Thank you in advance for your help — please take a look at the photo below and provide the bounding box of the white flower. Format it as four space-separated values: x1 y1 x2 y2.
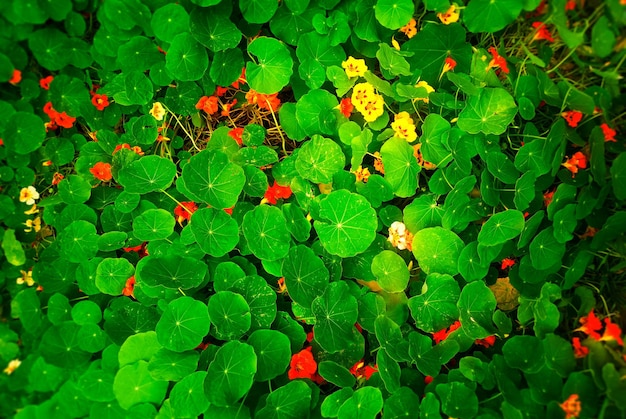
19 186 39 206
388 221 414 251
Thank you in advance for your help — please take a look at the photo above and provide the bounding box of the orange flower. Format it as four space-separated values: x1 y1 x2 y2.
442 57 456 74
562 151 587 176
288 347 317 380
578 226 598 240
40 75 53 90
216 86 228 96
339 98 353 118
353 166 371 183
221 99 237 117
277 277 287 294
475 336 496 348
543 189 555 207
246 90 281 112
565 0 576 10
532 22 555 42
501 258 516 270
437 6 460 25
572 337 589 358
576 309 602 340
123 242 148 258
487 47 510 74
43 102 56 118
228 127 244 146
560 394 581 419
263 181 292 205
174 201 198 224
600 318 624 346
54 111 76 129
52 172 64 186
231 68 246 89
122 276 135 298
350 360 378 380
433 320 461 344
9 69 21 85
373 151 384 174
600 123 617 142
196 95 219 115
562 110 583 128
399 18 417 38
89 162 112 182
91 94 110 111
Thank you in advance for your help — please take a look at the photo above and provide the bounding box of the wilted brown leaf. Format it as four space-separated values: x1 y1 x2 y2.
488 277 519 311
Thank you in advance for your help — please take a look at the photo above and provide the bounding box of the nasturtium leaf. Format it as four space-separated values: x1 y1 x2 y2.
58 174 92 204
322 388 354 418
71 300 102 326
486 151 520 184
553 204 577 243
97 231 127 252
47 293 72 325
377 43 412 77
40 321 91 368
337 386 383 419
164 82 203 116
58 220 99 263
457 281 497 339
118 331 161 367
380 137 420 198
529 227 565 270
2 229 25 267
384 387 421 419
314 190 378 258
103 299 160 346
170 371 209 418
282 245 329 309
420 114 453 168
166 32 208 82
377 349 401 393
464 0 523 33
4 112 46 155
256 380 312 418
204 341 257 407
78 323 107 353
230 275 277 331
295 135 344 184
403 194 444 231
95 258 134 296
132 209 175 241
246 37 293 94
477 210 525 247
611 153 626 201
514 171 537 211
208 291 251 341
282 203 311 242
151 4 189 43
412 227 464 276
235 146 278 168
118 156 176 194
117 36 162 72
180 149 245 208
458 241 490 282
436 381 479 419
457 88 518 135
371 250 409 293
318 361 357 388
210 48 245 87
591 16 615 59
543 334 575 377
190 7 242 52
155 297 210 352
28 28 70 70
312 281 358 353
78 369 115 402
138 254 207 290
409 273 460 333
189 208 239 257
295 90 339 137
502 335 544 373
148 349 199 382
113 360 168 410
242 205 290 261
240 0 278 23
11 288 43 330
374 0 413 29
247 329 291 382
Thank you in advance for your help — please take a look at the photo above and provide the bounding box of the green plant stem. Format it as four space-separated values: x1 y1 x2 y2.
160 188 194 216
265 99 288 156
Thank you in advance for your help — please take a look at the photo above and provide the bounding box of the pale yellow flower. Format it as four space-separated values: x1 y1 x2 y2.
438 5 460 25
16 269 34 286
24 217 41 233
342 56 368 78
3 359 21 375
149 102 166 120
415 80 435 103
353 166 371 183
19 186 39 206
24 204 39 215
392 112 418 143
388 221 414 251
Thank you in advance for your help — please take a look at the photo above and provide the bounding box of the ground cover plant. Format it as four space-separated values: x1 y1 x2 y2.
0 0 626 417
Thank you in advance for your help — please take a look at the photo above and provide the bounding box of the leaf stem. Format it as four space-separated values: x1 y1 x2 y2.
265 98 288 156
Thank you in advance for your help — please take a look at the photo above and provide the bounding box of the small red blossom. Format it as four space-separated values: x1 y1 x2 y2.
532 22 555 42
443 57 457 73
91 94 110 111
501 258 516 270
9 69 21 85
306 330 314 343
40 75 53 90
221 99 237 117
196 95 219 115
228 127 244 146
339 98 353 118
52 172 64 186
0 138 3 146
600 318 624 346
562 151 587 176
174 201 198 224
560 394 582 419
42 160 53 167
122 276 135 298
195 342 210 351
288 347 317 380
263 181 292 205
55 111 76 129
562 110 583 128
215 86 228 96
223 206 234 215
565 0 576 10
277 277 287 294
123 242 148 258
90 83 100 95
157 46 167 55
355 323 363 333
578 226 598 240
231 68 246 89
350 360 378 380
572 337 589 358
424 375 434 385
543 189 555 207
89 162 112 182
576 309 602 340
487 47 510 74
600 123 617 142
246 89 281 111
433 320 461 344
475 335 496 348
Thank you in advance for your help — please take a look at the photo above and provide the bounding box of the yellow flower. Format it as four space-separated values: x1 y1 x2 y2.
353 166 371 183
415 80 435 103
342 56 368 78
388 221 414 251
399 18 417 38
438 5 460 25
24 204 39 215
391 112 418 143
391 38 401 51
351 83 376 109
16 269 34 287
318 182 333 194
373 152 385 174
24 217 41 233
3 359 21 375
361 95 385 122
19 186 39 206
149 102 166 120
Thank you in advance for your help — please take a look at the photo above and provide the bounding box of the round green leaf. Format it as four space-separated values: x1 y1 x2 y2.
170 371 209 417
58 175 92 204
372 250 410 293
40 321 91 368
502 335 544 373
4 112 46 155
314 190 378 258
118 331 161 367
189 7 242 52
11 289 43 330
384 387 421 419
529 227 566 270
210 48 245 87
123 71 154 105
477 210 525 247
312 281 358 353
242 205 291 261
148 348 200 382
58 220 99 263
166 32 208 81
610 152 626 201
318 361 356 388
189 207 239 257
180 149 245 208
412 227 464 276
243 165 269 197
282 245 330 309
457 88 518 135
204 341 257 407
96 258 135 296
377 349 401 393
113 360 168 410
409 273 460 333
464 0 522 33
97 231 128 252
457 281 497 339
240 0 278 23
2 229 25 267
28 28 70 70
118 155 177 194
337 387 383 419
78 369 115 402
436 381 479 419
156 296 210 352
295 90 339 137
132 209 175 241
246 37 293 94
374 0 414 29
229 275 277 331
247 329 291 382
208 291 251 341
458 241 490 282
117 36 162 72
295 135 345 184
256 380 313 418
151 4 190 43
71 300 102 325
403 194 444 231
138 254 207 290
420 114 453 168
543 333 576 377
380 137 420 198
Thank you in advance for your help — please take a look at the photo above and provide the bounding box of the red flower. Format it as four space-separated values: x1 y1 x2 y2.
228 127 244 146
231 68 246 89
543 189 555 207
9 69 21 85
288 347 317 380
339 98 353 118
306 330 314 343
43 102 56 118
572 337 589 358
91 94 110 111
601 123 617 142
576 309 602 340
54 111 76 129
223 206 234 215
487 47 510 74
501 258 516 270
560 394 582 419
122 276 135 298
600 318 624 346
532 22 555 42
52 172 64 186
221 99 237 117
216 86 228 96
433 320 461 344
40 75 53 90
157 46 167 55
565 0 576 10
475 335 496 348
424 375 434 385
196 95 219 115
90 162 112 182
350 360 378 380
562 110 583 128
263 181 292 205
443 57 457 73
174 201 198 224
562 151 587 176
123 242 148 258
113 143 143 156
